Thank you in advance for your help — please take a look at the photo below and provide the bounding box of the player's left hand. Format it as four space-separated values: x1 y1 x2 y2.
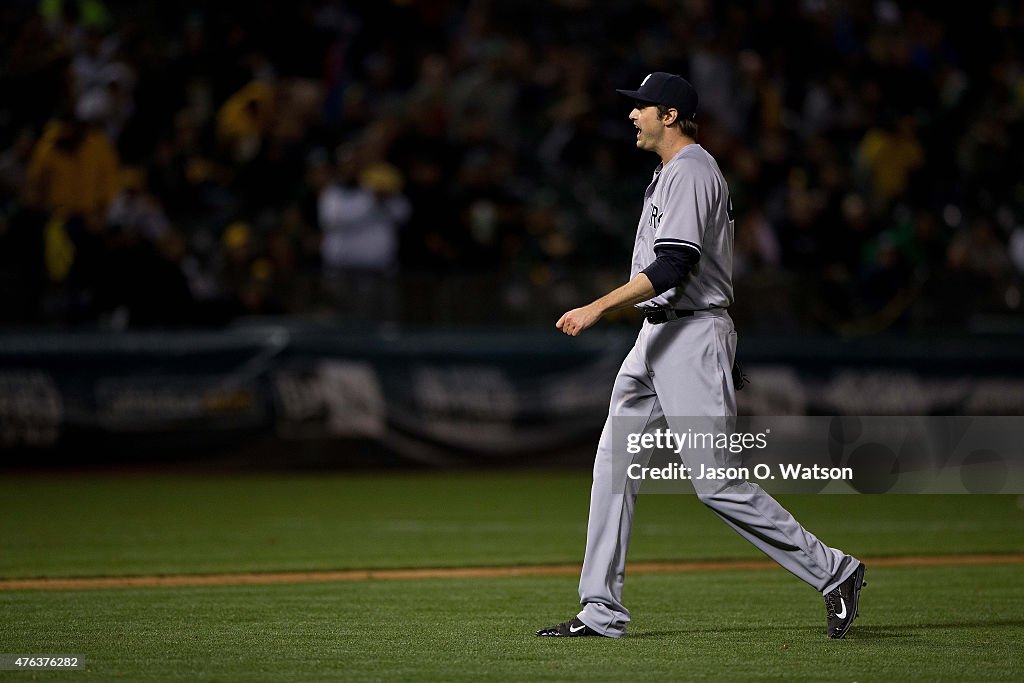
556 305 603 336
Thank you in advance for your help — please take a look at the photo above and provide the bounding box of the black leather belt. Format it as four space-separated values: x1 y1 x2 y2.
643 309 697 324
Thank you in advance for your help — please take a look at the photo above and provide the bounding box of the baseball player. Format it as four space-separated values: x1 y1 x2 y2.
536 73 865 640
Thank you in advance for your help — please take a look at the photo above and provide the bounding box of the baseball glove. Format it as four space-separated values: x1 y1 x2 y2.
732 360 750 391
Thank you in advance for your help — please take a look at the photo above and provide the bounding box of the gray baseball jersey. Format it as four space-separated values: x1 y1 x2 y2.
630 144 734 311
572 142 859 639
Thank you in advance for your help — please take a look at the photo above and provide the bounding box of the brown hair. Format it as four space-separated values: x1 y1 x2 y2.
657 104 698 139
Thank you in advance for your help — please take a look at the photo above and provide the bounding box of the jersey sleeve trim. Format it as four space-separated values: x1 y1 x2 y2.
654 237 702 255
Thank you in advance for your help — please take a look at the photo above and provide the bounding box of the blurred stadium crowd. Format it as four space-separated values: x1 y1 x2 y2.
0 0 1022 333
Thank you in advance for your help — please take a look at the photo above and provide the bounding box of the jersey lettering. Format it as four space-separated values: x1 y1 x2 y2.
649 203 664 229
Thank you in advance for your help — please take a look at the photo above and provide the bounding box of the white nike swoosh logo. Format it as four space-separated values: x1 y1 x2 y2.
569 623 586 633
836 598 847 620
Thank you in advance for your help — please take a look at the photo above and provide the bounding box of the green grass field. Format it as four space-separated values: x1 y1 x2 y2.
1 471 1023 681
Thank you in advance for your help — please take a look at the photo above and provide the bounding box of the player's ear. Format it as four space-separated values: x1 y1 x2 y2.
661 107 679 126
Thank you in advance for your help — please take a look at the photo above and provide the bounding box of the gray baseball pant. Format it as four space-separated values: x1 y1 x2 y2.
576 310 860 637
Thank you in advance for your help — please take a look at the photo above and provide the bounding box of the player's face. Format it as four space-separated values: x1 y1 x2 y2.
630 103 664 152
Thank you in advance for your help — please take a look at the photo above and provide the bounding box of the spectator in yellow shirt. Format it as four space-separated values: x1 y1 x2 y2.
855 113 923 207
26 96 120 224
25 94 120 283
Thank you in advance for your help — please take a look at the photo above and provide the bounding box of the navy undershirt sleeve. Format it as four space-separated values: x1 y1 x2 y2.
641 244 701 295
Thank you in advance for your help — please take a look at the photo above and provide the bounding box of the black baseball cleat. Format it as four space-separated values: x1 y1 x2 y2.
535 616 605 637
825 562 866 639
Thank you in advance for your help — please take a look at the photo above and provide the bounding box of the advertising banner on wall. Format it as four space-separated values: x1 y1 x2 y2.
1 325 1023 466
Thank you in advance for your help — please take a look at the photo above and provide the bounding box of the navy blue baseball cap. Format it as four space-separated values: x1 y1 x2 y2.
616 72 699 120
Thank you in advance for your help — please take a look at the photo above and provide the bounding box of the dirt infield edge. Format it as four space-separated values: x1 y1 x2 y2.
2 553 1023 591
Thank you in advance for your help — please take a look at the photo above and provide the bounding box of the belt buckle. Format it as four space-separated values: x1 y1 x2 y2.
645 309 669 324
